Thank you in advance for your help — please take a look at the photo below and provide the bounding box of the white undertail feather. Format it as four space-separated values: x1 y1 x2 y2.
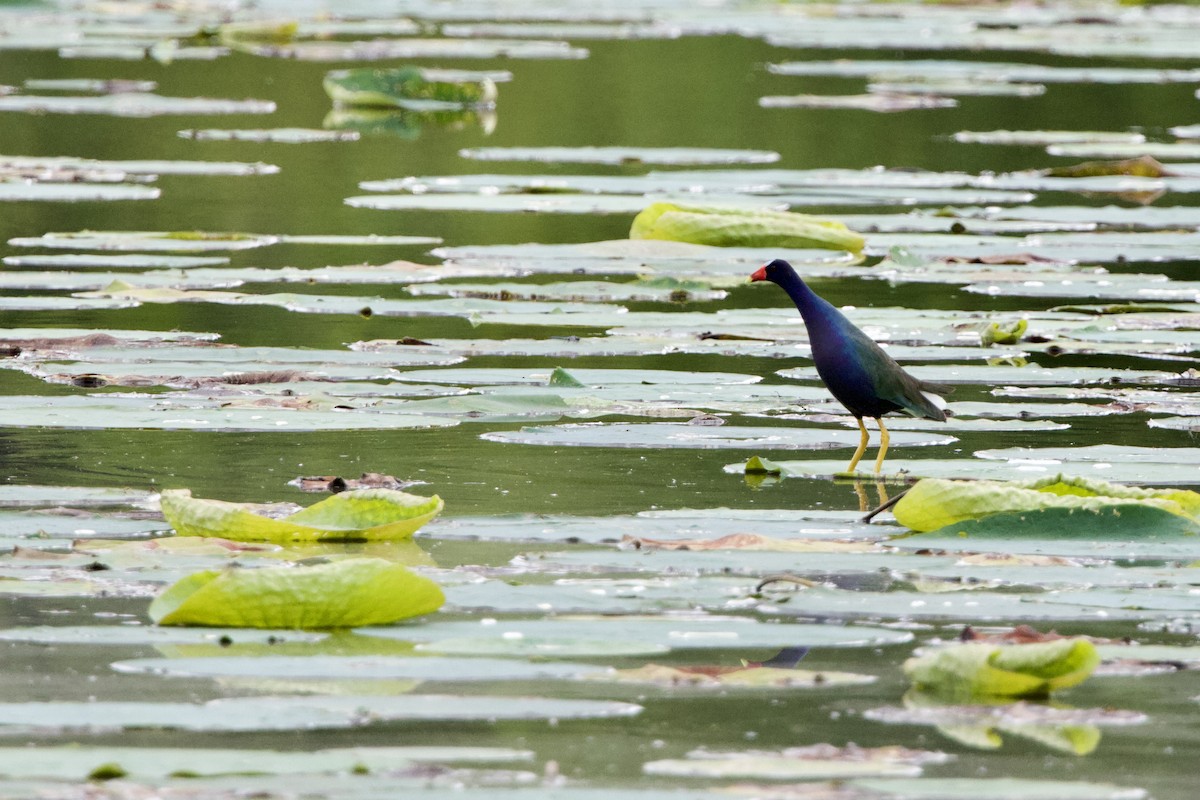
922 390 948 413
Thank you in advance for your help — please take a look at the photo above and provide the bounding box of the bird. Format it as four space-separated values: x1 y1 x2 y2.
749 258 952 475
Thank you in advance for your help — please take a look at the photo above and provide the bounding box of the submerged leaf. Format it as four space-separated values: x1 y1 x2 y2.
149 557 444 628
630 202 865 253
903 639 1100 700
324 67 496 109
160 488 443 543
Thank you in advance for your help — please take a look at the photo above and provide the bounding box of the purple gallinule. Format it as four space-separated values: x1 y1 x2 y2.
750 258 952 474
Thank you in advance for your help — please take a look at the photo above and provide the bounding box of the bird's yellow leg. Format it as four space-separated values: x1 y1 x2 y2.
846 417 870 473
872 417 890 474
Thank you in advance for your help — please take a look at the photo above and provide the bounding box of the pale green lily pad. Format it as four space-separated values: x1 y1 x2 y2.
0 328 218 344
0 694 638 734
760 93 957 112
868 79 1045 98
953 130 1147 146
0 745 532 780
23 78 158 93
362 617 914 652
850 778 1146 800
1047 142 1200 161
393 367 759 386
589 663 876 689
0 395 461 432
904 639 1099 700
643 754 919 780
457 146 779 165
111 655 606 681
424 508 879 544
0 625 325 645
0 484 154 508
247 38 587 62
3 253 229 268
9 230 279 252
0 154 279 176
726 457 1199 485
161 488 443 543
405 280 727 303
150 558 444 628
779 363 1180 386
770 58 1200 85
0 183 159 202
480 423 955 450
0 93 276 116
179 127 360 142
0 509 164 539
347 192 777 214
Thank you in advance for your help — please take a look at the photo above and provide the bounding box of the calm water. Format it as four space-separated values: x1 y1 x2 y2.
0 6 1198 799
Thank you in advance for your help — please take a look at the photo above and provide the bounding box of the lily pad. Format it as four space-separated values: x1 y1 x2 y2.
893 475 1200 533
361 617 914 653
0 695 638 734
457 146 780 166
149 557 445 628
630 202 865 253
0 745 533 780
903 639 1100 700
0 93 276 116
324 67 496 109
481 423 955 450
112 655 605 682
160 488 443 543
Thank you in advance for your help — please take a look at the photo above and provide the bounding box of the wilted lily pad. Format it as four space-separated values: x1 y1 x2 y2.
904 639 1100 700
630 202 865 253
325 67 497 110
149 558 444 628
893 475 1200 533
160 488 443 543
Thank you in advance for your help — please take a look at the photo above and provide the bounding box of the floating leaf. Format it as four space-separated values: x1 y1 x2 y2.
903 639 1100 700
324 67 496 110
362 617 914 652
112 654 604 682
481 422 955 450
630 202 865 253
0 93 275 116
0 744 534 780
179 128 360 143
160 488 443 543
592 663 876 689
458 146 779 166
0 695 636 735
149 558 444 628
893 475 1200 533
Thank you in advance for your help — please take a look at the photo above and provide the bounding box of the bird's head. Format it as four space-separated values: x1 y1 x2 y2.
749 259 793 284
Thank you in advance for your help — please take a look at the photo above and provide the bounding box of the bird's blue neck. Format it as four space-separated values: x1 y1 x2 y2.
772 270 845 335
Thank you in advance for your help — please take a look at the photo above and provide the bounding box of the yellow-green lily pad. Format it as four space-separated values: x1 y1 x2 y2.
903 639 1100 701
160 488 443 543
149 558 444 629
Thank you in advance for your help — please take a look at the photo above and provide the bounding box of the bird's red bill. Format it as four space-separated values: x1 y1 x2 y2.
749 265 767 282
